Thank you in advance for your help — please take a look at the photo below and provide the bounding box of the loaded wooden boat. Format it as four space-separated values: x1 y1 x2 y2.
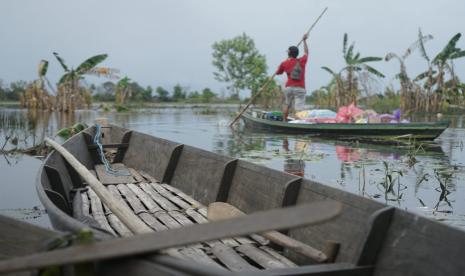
31 122 465 275
241 111 450 140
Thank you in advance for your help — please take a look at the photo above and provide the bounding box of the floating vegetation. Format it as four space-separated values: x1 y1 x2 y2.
56 123 88 140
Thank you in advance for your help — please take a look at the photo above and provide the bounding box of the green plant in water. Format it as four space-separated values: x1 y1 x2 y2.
115 104 130 112
379 161 405 202
433 168 453 212
405 139 425 167
56 123 88 140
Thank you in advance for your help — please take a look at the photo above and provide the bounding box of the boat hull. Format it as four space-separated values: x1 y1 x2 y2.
36 124 465 276
241 112 449 140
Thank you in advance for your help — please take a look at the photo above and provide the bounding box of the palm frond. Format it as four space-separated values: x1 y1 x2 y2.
38 60 49 77
403 33 433 59
417 29 431 63
433 33 462 64
321 66 337 76
450 49 465 60
345 43 355 63
363 65 385 78
358 56 382 63
414 70 437 82
53 52 69 72
76 54 108 75
342 33 348 55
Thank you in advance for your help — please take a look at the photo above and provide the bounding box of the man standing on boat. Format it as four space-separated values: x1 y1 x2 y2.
276 33 309 121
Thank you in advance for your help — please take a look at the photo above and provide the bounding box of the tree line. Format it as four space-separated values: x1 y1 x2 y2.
2 29 464 113
211 30 465 113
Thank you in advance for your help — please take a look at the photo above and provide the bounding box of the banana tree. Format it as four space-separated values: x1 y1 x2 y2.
53 52 108 111
414 32 465 111
321 33 384 106
385 31 433 112
115 76 132 106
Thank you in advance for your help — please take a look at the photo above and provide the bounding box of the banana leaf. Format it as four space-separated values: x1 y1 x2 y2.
76 54 108 75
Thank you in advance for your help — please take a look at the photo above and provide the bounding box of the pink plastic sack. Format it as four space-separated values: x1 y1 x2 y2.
336 103 364 123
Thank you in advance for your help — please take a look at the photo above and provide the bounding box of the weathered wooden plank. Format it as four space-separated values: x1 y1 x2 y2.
169 210 195 227
103 204 133 237
139 183 178 211
234 237 255 245
260 246 297 267
127 183 163 213
107 185 151 232
139 170 160 183
211 244 258 272
249 234 269 246
184 209 226 248
179 247 224 270
129 168 145 183
116 184 147 215
139 213 169 232
153 211 182 230
162 184 203 208
81 192 90 217
236 244 288 269
107 185 130 207
151 183 192 210
95 163 135 185
198 207 208 217
88 189 117 236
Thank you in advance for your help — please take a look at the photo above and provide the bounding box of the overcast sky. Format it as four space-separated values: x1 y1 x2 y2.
1 0 464 96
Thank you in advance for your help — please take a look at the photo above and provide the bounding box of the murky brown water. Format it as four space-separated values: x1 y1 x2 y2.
1 106 464 230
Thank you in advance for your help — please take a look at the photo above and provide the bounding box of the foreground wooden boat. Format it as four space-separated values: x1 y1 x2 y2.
35 123 465 275
242 111 450 140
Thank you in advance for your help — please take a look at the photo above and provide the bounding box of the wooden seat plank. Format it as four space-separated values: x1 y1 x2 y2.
139 183 178 211
95 163 135 185
179 247 225 270
211 244 258 272
127 183 163 213
81 192 90 217
116 184 147 215
237 244 288 269
260 246 297 267
87 189 117 236
151 183 192 210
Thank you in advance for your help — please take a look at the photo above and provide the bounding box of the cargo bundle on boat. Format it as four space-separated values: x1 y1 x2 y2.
21 122 465 275
242 110 449 140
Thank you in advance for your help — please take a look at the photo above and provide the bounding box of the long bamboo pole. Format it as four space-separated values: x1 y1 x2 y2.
229 7 328 127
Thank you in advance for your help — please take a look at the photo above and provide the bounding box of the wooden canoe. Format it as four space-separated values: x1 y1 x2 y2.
35 124 465 275
241 111 450 140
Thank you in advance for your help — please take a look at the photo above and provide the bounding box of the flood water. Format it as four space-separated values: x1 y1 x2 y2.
1 105 465 230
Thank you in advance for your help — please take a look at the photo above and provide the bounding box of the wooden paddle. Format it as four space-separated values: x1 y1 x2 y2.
229 7 328 127
0 201 341 274
208 202 339 263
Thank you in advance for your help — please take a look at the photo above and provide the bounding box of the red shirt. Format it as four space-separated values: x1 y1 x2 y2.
276 54 308 88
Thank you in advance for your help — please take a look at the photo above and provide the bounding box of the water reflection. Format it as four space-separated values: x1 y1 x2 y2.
1 106 465 229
